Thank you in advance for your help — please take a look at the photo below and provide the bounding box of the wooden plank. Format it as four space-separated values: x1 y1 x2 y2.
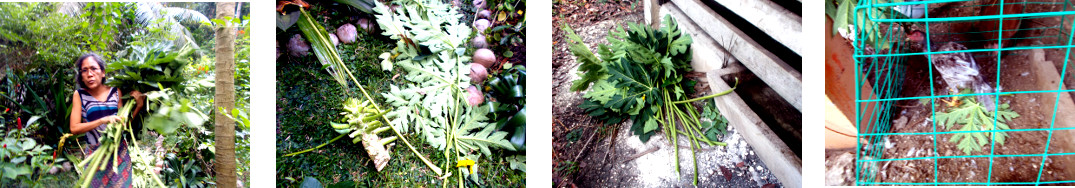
706 68 801 188
708 0 802 55
1027 47 1075 178
826 97 863 150
664 2 802 111
658 4 738 73
643 0 660 27
824 16 879 134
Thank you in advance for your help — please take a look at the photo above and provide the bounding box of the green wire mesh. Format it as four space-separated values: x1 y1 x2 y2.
851 0 1075 185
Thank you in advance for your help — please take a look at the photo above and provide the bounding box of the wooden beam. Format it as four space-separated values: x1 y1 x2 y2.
709 0 802 55
706 68 801 188
664 1 802 111
824 16 880 135
658 4 738 73
1027 47 1075 179
643 0 660 27
826 97 862 150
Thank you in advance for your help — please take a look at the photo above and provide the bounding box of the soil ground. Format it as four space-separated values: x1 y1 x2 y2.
826 0 1075 185
552 1 783 187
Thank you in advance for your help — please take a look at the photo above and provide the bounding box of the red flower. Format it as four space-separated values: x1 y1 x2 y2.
3 144 6 148
16 117 21 130
3 108 8 113
52 150 57 160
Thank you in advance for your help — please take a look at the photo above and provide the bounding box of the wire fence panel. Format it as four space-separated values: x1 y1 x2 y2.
850 0 1075 185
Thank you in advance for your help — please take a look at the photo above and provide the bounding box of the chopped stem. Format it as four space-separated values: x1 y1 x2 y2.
282 134 347 157
664 91 681 175
671 77 738 104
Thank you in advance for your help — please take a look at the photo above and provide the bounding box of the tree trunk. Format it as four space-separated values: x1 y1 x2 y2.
213 2 237 188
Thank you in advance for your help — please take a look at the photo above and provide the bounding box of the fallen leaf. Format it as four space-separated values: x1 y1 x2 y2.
720 166 732 180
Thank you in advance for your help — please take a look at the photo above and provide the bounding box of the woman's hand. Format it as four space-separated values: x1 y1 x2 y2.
96 115 122 125
131 90 145 102
130 90 145 117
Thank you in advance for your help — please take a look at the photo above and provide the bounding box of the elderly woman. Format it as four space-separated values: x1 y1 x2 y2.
68 53 143 187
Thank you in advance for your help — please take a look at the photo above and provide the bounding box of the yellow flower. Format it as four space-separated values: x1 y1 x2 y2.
456 159 476 173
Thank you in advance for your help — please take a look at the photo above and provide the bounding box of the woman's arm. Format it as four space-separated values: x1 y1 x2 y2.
69 92 119 134
129 90 145 117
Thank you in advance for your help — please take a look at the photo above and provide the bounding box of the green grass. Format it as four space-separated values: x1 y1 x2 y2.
275 19 524 188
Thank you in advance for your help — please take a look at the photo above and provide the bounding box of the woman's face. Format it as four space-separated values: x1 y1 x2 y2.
80 58 103 89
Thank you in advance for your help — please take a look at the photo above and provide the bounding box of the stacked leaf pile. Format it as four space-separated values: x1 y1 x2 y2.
106 45 196 93
563 15 735 185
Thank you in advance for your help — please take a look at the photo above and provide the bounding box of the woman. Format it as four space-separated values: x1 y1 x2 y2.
68 53 143 187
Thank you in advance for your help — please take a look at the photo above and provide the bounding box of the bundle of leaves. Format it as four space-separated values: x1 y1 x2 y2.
106 44 197 93
566 14 695 141
564 15 735 185
75 102 166 188
375 0 514 186
935 94 1019 155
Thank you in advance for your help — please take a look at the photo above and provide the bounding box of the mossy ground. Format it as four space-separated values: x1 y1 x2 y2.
275 3 524 187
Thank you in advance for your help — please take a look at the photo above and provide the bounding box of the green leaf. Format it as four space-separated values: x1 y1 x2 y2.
333 0 375 14
642 117 658 133
300 177 322 188
563 24 608 92
937 95 1019 154
834 0 850 37
296 7 349 88
19 139 35 151
581 80 617 104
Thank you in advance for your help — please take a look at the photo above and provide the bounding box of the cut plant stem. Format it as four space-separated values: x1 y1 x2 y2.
282 134 347 157
671 78 739 104
665 91 681 176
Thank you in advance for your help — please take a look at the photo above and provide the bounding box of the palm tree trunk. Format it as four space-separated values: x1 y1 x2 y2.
213 2 237 188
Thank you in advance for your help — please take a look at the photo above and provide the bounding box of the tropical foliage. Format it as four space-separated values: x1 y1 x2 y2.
0 2 249 187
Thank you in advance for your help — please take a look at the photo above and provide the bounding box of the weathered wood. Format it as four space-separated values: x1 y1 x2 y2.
664 1 802 111
709 0 801 55
658 4 738 73
824 16 883 136
643 0 660 27
1027 47 1075 179
710 61 746 77
826 97 862 150
706 68 801 188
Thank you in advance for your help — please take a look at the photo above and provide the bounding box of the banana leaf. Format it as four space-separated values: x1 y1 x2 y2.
333 0 375 14
295 7 349 88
